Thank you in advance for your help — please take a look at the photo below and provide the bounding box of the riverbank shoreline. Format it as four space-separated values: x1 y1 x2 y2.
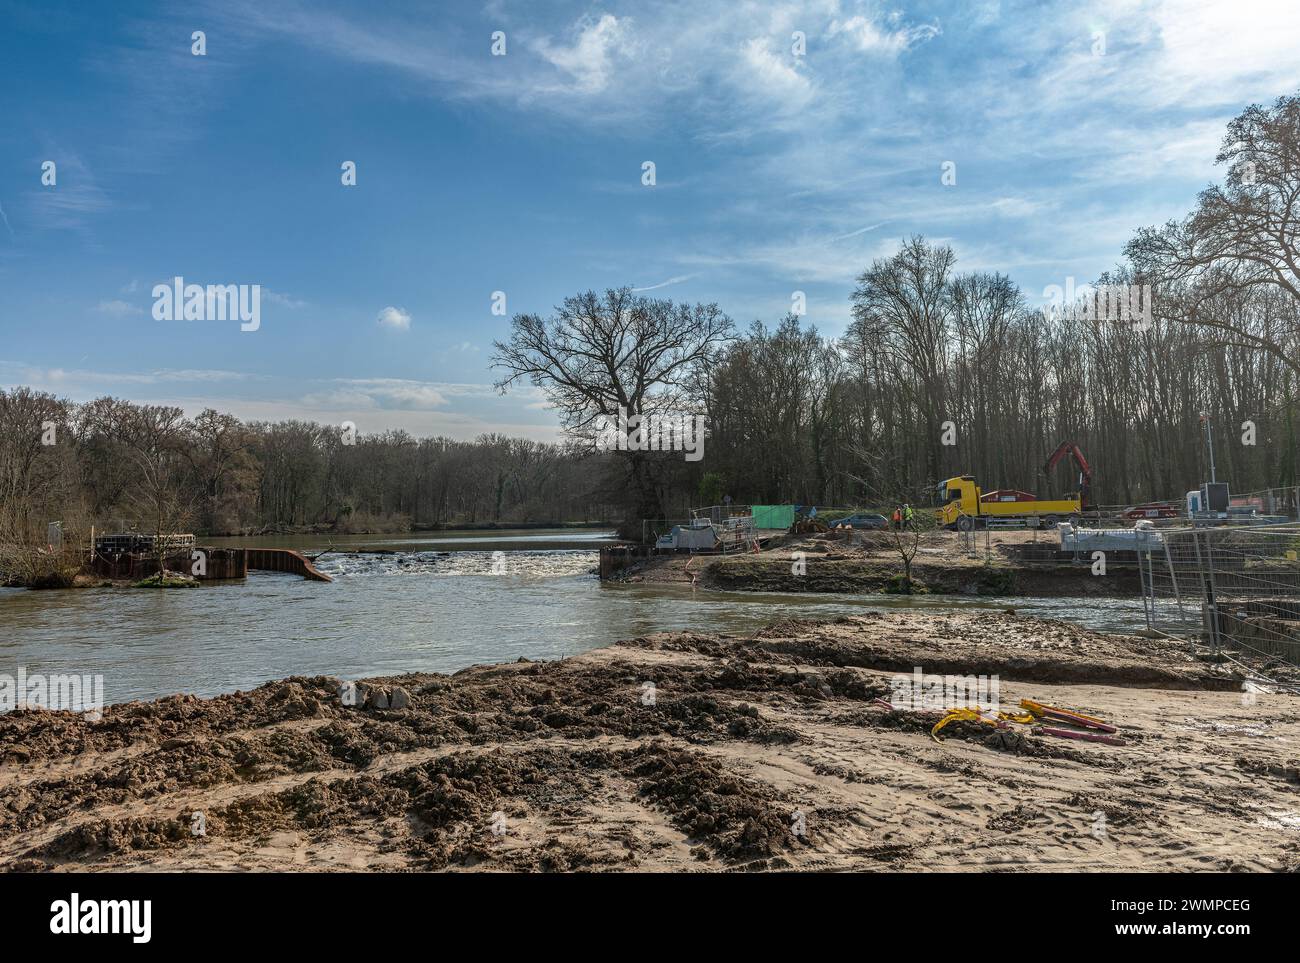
5 610 1292 873
613 531 1143 597
203 520 618 538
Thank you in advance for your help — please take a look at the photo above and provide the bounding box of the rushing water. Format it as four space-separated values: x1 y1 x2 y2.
0 529 1148 705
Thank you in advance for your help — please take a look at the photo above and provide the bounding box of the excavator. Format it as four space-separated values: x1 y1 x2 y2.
936 441 1093 530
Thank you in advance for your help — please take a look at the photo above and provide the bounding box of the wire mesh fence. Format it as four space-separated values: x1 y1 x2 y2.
1139 523 1300 668
1226 486 1300 520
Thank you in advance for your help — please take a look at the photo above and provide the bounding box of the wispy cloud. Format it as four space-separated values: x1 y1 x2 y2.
96 299 143 318
23 152 113 239
264 289 307 309
303 379 447 411
632 273 699 292
831 222 889 242
0 360 254 391
828 12 941 54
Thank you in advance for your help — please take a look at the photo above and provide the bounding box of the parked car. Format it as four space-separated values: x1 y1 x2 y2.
831 513 889 530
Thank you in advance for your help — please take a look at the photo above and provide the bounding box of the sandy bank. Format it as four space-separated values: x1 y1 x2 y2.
2 611 1294 873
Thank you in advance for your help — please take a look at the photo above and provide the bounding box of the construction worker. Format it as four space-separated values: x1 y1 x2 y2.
903 504 915 529
891 505 902 530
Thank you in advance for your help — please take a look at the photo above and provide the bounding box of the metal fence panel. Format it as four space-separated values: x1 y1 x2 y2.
1141 523 1300 667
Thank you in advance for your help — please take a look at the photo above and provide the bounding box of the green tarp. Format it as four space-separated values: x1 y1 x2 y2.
751 505 795 530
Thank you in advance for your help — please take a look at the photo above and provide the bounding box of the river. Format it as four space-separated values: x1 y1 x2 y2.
0 529 1148 705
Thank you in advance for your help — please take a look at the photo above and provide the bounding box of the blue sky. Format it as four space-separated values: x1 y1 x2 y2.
2 0 1298 440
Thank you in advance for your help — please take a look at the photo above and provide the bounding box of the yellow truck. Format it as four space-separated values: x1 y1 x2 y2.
936 475 1081 530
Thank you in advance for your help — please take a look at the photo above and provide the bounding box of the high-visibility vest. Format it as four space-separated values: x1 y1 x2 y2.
892 510 901 522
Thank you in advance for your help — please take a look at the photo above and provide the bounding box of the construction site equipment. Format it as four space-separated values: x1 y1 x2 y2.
1042 440 1093 509
1020 699 1117 733
1123 501 1180 521
1229 486 1300 520
655 518 720 551
910 697 1123 745
656 512 757 553
937 475 1081 531
95 532 196 555
980 489 1038 503
1033 726 1127 746
937 441 1094 530
792 516 828 534
1058 524 1158 555
929 706 1036 742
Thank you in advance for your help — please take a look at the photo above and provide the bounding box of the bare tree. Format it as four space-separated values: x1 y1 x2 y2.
120 405 194 583
185 409 255 533
851 236 956 484
1126 93 1300 373
491 287 733 527
882 504 936 593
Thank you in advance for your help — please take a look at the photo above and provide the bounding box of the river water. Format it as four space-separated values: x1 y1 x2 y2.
0 529 1147 705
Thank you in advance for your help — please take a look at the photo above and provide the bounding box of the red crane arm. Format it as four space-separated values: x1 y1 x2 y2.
1042 442 1093 504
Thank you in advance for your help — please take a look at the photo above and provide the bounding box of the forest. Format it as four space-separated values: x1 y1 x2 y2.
3 95 1299 551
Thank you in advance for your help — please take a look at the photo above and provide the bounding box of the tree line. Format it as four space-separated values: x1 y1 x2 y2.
4 93 1299 558
0 389 619 557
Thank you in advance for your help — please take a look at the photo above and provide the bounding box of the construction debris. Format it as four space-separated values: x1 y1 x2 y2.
905 697 1127 746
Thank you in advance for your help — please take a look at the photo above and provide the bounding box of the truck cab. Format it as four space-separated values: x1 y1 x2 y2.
937 476 981 528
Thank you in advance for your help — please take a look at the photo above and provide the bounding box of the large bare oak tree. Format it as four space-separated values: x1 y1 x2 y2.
491 287 733 529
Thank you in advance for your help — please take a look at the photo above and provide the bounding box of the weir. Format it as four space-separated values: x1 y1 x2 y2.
245 548 333 582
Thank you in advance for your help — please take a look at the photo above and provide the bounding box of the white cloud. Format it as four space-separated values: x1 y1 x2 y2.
0 360 252 390
831 221 889 242
0 362 557 442
828 13 940 55
1143 0 1300 108
531 14 632 95
96 299 143 317
737 37 813 110
376 305 411 330
210 397 565 443
632 273 699 292
303 378 449 411
24 152 112 237
264 289 307 309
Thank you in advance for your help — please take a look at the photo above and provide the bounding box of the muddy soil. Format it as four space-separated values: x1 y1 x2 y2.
1 611 1294 873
